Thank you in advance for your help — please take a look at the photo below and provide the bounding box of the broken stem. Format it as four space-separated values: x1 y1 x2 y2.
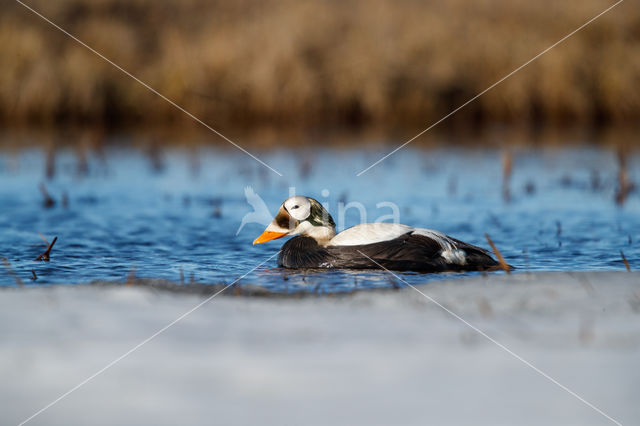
485 233 510 274
35 236 57 261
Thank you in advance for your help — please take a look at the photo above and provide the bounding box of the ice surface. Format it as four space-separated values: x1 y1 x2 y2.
1 271 639 426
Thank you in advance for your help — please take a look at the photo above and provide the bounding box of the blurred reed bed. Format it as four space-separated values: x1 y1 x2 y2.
1 0 639 129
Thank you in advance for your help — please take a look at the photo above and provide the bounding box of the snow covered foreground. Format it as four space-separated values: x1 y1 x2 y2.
1 272 639 426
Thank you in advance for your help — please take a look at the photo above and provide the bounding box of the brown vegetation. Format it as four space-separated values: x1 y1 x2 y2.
484 233 511 274
34 235 57 261
2 0 639 128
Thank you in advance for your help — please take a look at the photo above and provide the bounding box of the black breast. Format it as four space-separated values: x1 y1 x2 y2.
277 236 333 268
278 234 500 272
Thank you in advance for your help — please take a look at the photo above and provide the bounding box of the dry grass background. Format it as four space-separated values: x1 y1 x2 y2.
1 0 639 129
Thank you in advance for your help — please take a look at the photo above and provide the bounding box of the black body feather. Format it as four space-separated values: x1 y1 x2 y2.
278 233 501 272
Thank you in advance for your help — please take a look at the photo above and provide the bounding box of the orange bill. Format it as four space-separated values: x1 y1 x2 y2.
253 231 288 245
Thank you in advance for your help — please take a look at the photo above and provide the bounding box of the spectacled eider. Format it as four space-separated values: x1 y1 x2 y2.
253 195 505 272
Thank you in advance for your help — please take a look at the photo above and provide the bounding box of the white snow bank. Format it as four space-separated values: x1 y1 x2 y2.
1 271 639 426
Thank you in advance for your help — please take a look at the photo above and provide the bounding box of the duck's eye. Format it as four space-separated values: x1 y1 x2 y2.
292 205 299 209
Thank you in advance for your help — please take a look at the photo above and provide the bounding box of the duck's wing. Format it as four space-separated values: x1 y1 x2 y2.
447 236 496 262
328 232 499 272
278 232 500 272
327 233 442 271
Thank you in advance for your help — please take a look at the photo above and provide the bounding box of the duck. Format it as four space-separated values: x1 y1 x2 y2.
253 195 504 272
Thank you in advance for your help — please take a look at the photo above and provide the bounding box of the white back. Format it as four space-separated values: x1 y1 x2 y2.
329 223 413 246
328 223 468 265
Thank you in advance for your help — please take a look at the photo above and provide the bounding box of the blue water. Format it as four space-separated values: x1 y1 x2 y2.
0 142 638 292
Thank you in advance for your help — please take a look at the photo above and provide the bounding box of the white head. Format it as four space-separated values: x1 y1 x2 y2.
253 195 336 245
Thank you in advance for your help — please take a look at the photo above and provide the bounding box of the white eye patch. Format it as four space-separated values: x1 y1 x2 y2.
283 196 311 221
